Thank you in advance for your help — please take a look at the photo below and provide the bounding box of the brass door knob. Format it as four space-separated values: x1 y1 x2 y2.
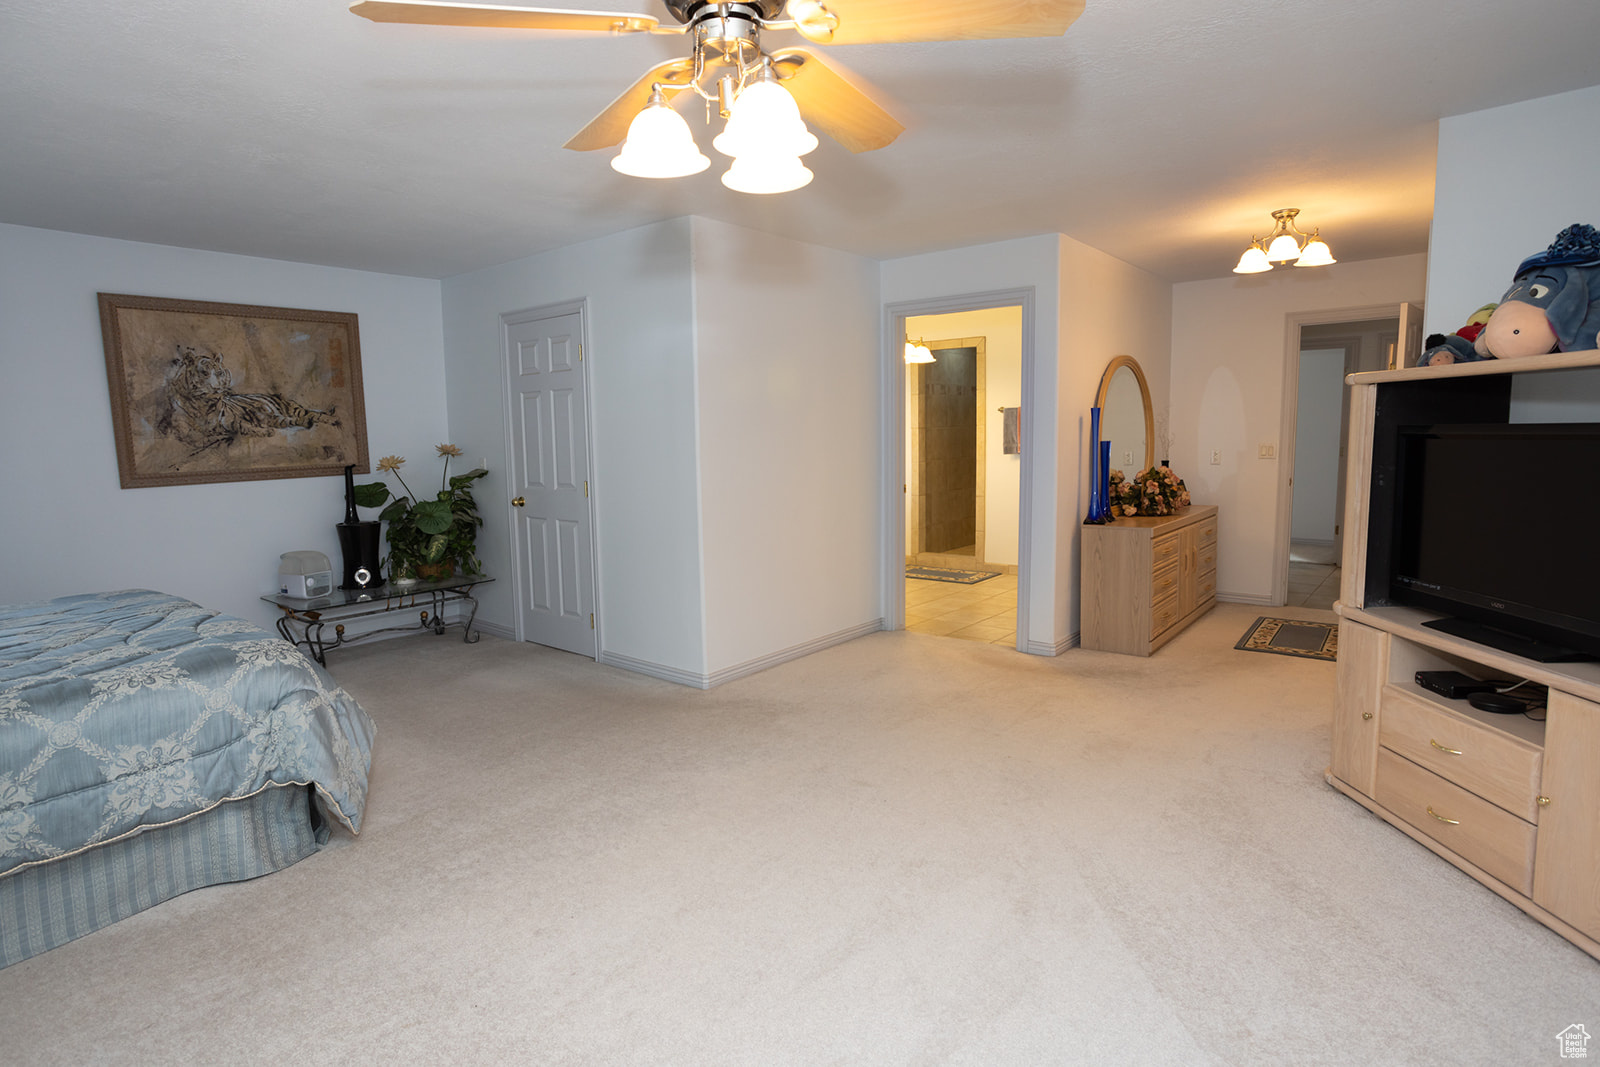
512 496 525 508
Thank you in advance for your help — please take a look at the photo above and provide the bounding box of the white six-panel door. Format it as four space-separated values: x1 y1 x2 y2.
504 307 596 657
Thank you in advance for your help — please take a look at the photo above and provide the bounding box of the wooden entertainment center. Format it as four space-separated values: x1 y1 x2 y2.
1330 348 1600 959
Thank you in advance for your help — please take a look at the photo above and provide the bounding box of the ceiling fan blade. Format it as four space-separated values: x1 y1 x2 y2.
770 49 902 154
563 58 697 152
792 0 1083 45
350 1 659 34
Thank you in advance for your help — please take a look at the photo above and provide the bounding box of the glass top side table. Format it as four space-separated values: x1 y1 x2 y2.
262 574 493 665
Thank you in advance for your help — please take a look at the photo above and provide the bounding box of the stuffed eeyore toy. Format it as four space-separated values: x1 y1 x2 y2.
1422 223 1600 365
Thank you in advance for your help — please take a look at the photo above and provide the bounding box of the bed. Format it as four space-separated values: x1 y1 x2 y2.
0 589 375 968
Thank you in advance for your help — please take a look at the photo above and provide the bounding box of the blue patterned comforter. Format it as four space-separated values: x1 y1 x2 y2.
0 590 375 879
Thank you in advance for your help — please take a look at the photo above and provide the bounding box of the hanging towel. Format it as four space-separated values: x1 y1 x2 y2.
1002 406 1022 454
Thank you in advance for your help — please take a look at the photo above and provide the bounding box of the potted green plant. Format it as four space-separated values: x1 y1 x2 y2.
354 445 487 582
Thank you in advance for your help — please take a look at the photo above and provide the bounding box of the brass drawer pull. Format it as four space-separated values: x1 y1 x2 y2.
1429 738 1462 756
1426 805 1460 825
1361 711 1373 721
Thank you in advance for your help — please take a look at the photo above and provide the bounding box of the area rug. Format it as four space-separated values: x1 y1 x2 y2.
1234 616 1339 661
906 566 999 585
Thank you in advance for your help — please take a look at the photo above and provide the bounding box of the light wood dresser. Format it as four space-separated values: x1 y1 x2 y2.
1080 504 1217 656
1330 349 1600 960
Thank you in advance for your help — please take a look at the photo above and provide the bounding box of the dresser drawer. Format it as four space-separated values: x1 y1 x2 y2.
1378 686 1543 821
1195 518 1217 549
1375 749 1536 895
1153 533 1180 568
1150 589 1180 638
1196 541 1217 575
1151 557 1180 603
1193 569 1217 603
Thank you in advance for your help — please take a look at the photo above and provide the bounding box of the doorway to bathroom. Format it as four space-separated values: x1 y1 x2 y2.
901 307 1024 647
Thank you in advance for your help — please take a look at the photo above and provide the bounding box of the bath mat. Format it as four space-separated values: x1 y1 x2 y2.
906 566 999 585
1235 616 1338 661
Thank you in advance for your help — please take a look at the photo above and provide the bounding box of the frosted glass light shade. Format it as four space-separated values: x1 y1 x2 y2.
712 79 818 159
721 153 813 194
1233 244 1272 274
1294 236 1336 267
611 99 709 179
904 341 934 363
1265 232 1303 262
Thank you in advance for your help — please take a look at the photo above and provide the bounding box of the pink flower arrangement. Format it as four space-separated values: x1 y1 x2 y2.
1108 464 1191 517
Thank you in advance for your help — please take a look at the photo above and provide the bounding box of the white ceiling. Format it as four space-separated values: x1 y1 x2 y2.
3 1 1598 282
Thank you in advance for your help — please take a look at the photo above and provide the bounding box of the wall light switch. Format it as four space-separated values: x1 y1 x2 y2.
1123 450 1133 465
1259 443 1276 459
1210 450 1221 465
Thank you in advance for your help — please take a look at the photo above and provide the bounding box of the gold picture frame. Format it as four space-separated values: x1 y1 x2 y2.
97 293 369 489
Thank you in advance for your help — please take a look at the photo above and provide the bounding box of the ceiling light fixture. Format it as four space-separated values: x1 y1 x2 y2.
1233 208 1337 274
714 61 817 193
610 85 711 178
904 338 935 364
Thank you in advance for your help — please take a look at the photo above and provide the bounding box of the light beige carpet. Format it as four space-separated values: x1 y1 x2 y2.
1 603 1594 1065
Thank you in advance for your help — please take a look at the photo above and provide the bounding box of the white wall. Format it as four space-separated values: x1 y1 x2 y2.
691 218 882 678
0 222 445 630
906 305 1024 567
1427 83 1600 340
1291 349 1345 542
1170 254 1427 603
881 236 1062 650
1429 83 1600 414
439 219 705 677
1057 237 1173 637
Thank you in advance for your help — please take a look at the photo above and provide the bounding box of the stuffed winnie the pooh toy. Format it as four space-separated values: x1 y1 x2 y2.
1420 223 1600 365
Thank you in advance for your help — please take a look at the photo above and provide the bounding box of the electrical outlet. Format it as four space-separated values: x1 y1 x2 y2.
1210 450 1221 465
1259 443 1276 459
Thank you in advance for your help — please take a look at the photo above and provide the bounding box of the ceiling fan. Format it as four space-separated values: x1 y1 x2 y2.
350 0 1085 170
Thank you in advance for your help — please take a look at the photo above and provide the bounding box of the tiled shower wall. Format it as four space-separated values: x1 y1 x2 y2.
912 345 981 554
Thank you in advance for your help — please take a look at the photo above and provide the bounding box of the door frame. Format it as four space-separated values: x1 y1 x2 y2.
883 289 1036 650
1272 303 1402 605
500 298 601 657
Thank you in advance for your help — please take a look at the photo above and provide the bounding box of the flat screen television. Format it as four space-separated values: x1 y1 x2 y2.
1389 422 1600 662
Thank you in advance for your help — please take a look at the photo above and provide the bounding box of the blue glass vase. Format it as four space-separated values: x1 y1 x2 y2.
1086 407 1109 524
1100 440 1113 520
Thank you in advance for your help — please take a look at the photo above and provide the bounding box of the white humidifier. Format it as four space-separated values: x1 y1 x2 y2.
278 551 334 598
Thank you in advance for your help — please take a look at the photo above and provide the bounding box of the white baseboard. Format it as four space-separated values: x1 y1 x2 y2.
472 619 516 642
598 650 711 689
1218 592 1276 606
1025 631 1078 656
600 619 887 690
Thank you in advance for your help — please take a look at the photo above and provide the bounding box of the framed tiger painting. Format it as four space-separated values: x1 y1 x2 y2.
97 293 370 488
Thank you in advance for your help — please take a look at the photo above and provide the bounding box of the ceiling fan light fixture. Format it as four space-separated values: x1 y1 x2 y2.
720 152 814 194
712 73 818 159
610 88 710 179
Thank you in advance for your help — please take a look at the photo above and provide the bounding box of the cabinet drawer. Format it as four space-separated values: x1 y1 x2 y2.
1150 590 1180 638
1196 542 1217 576
1375 749 1536 895
1151 557 1180 602
1195 519 1217 549
1153 534 1180 568
1194 569 1217 602
1378 686 1543 821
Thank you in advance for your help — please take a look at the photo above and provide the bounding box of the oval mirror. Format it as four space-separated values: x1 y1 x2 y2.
1096 355 1154 478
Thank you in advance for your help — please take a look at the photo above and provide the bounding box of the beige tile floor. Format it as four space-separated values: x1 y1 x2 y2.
1287 541 1341 610
907 542 1335 643
904 569 1018 647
